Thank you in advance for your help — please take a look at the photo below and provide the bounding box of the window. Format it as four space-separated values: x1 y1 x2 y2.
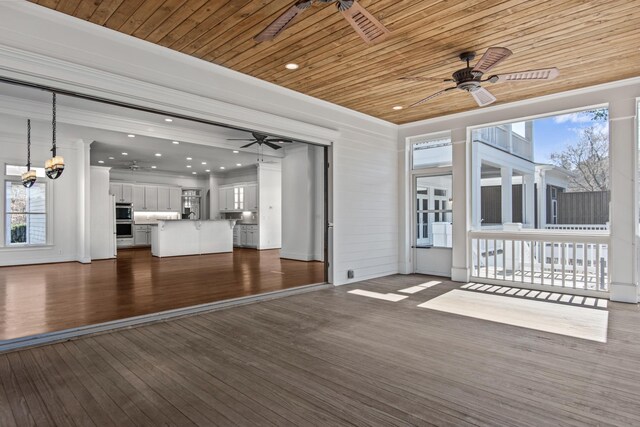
411 133 452 169
472 107 609 230
5 164 45 178
5 181 47 245
415 175 453 248
182 189 201 220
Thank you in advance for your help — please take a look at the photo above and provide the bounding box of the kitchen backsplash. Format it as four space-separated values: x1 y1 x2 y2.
134 211 181 224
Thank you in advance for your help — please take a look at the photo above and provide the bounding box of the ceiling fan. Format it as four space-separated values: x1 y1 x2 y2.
401 47 559 108
124 160 152 172
227 132 294 150
255 0 390 45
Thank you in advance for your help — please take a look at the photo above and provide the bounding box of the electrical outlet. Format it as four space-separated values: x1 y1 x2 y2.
347 270 354 279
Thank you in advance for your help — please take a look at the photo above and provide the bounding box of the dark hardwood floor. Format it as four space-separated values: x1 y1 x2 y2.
0 274 638 426
0 248 324 340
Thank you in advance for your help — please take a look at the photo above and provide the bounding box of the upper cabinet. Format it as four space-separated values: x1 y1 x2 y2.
129 183 181 212
219 182 257 212
110 183 133 204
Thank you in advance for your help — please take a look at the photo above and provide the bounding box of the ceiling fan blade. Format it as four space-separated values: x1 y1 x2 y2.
240 142 258 148
254 1 311 42
470 87 497 107
409 87 456 108
472 47 512 75
340 1 390 45
227 139 256 141
263 142 283 150
399 77 454 83
265 138 293 143
490 67 559 83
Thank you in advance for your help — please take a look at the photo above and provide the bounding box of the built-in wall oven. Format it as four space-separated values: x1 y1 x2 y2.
115 203 133 238
115 203 133 221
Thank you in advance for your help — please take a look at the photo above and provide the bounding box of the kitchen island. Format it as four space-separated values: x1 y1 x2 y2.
150 220 236 258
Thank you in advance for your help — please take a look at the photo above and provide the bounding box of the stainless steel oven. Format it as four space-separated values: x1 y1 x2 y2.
115 203 133 221
116 222 133 238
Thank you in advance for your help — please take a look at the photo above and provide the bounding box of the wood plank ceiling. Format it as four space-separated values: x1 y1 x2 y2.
29 0 640 124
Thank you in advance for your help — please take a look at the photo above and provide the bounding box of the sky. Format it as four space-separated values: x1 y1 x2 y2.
531 110 608 164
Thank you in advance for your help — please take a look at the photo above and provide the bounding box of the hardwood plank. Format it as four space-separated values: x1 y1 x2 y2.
87 0 126 26
0 248 324 340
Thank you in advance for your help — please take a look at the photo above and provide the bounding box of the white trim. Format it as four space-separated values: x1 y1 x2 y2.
0 281 331 353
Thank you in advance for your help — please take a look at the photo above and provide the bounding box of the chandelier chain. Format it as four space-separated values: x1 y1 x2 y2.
52 93 56 155
27 119 31 168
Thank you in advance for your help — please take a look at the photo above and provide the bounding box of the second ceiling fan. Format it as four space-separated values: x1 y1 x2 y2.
401 47 559 108
255 0 390 45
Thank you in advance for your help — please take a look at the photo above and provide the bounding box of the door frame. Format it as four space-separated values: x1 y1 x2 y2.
411 167 454 276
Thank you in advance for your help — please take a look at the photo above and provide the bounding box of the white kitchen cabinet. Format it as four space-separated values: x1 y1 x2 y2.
134 225 151 246
133 185 145 210
170 187 182 211
237 224 258 248
245 183 258 211
144 186 158 211
157 187 170 211
110 183 133 203
233 226 240 247
219 186 235 211
116 237 134 248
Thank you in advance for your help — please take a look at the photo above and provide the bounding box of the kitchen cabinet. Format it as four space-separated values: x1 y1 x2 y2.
110 183 133 203
170 187 182 211
237 224 258 248
144 186 158 211
134 225 151 246
133 185 145 210
245 183 258 211
157 187 170 211
116 237 134 248
219 182 257 212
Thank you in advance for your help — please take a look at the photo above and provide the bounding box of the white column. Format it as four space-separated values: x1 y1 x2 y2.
609 99 638 303
537 169 547 229
451 127 469 282
524 173 535 227
76 139 92 263
501 166 513 224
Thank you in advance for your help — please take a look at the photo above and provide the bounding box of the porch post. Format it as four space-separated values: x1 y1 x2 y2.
451 127 470 282
523 173 535 227
609 99 638 302
537 169 547 229
501 166 513 224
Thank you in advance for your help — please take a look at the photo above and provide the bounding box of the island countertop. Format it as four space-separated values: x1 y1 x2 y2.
151 220 236 257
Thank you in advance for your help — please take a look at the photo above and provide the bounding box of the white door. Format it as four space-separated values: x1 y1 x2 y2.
414 174 454 277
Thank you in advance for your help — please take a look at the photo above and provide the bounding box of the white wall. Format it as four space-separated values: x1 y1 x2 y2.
90 166 114 260
281 145 324 261
258 163 282 250
0 2 399 284
0 120 82 266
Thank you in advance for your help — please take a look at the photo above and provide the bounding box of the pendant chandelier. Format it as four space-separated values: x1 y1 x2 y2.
21 119 37 188
44 93 64 179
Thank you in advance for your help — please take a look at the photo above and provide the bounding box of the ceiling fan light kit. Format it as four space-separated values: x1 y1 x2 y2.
403 47 559 109
255 0 389 45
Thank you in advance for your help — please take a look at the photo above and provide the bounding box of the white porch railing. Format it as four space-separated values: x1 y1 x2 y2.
470 229 610 296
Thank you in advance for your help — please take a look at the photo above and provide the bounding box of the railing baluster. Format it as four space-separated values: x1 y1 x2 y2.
595 243 600 291
502 240 506 281
476 238 480 277
531 240 535 285
550 242 554 287
521 239 525 283
561 242 566 288
583 242 588 290
572 242 577 289
485 239 489 279
493 239 497 279
511 240 515 282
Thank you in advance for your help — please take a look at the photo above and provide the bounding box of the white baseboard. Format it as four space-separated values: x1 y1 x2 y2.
280 251 316 261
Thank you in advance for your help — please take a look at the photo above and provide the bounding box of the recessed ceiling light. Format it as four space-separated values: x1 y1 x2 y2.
98 160 104 164
186 157 192 160
155 153 162 157
236 163 242 167
205 169 210 172
393 105 403 110
192 172 196 175
201 162 207 165
186 165 192 168
164 118 173 122
151 166 157 169
220 166 225 170
127 134 135 138
122 152 128 156
232 150 239 154
285 63 299 70
108 156 114 160
172 141 180 145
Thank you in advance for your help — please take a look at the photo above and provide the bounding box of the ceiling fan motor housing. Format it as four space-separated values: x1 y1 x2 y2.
452 68 481 92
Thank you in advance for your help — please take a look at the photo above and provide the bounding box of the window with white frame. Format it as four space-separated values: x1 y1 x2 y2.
4 178 47 246
411 133 452 169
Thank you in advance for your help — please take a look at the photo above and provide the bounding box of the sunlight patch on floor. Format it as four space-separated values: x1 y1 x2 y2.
347 289 408 302
418 289 608 342
398 280 442 294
